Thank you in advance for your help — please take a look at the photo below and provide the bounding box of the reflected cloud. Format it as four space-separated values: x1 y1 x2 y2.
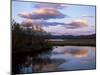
53 46 91 58
52 46 89 58
82 60 89 64
64 49 88 58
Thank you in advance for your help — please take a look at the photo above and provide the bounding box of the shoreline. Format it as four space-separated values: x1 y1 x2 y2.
47 39 96 46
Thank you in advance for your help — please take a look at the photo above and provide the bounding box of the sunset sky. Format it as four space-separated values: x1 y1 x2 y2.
12 1 96 36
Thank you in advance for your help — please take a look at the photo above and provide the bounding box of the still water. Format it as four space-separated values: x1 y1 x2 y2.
18 46 96 73
51 46 96 71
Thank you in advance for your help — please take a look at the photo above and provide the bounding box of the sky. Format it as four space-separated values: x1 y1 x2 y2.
12 1 96 36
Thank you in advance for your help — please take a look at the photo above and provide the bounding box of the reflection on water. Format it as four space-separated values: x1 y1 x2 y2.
51 46 96 71
13 46 96 74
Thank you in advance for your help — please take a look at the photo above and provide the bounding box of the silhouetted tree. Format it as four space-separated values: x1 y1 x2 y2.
12 20 52 74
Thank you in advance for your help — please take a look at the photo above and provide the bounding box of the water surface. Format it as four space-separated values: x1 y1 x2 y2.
51 46 96 71
18 46 96 73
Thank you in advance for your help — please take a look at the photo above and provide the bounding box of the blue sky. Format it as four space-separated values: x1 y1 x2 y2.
12 1 96 36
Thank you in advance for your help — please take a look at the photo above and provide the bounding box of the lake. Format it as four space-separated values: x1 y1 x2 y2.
18 46 96 73
51 46 96 71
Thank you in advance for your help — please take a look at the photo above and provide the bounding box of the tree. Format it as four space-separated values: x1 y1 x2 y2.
12 20 52 53
12 21 52 74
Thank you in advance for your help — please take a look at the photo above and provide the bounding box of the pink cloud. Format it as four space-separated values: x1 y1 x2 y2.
67 19 88 27
18 8 65 20
43 24 95 36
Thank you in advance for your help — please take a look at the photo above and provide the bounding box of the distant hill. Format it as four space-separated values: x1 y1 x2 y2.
44 34 96 39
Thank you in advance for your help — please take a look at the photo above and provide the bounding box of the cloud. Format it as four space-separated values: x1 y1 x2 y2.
67 19 88 27
39 20 88 29
18 12 33 19
43 24 95 36
20 19 80 30
21 19 66 26
20 19 87 28
19 8 65 20
43 25 66 35
21 19 43 27
20 19 87 29
34 3 67 9
42 22 78 28
40 21 66 26
21 19 35 27
19 18 95 36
